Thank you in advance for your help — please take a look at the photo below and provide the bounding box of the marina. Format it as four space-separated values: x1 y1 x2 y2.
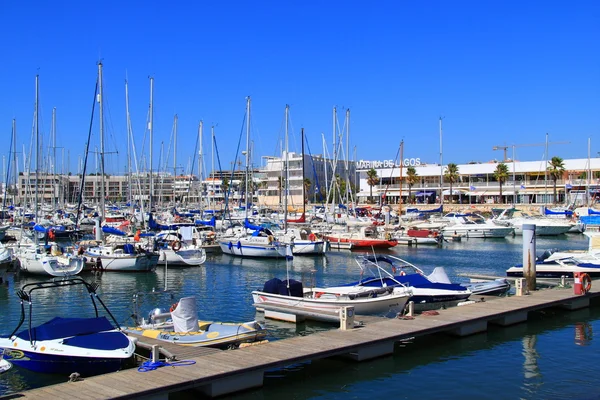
0 233 599 399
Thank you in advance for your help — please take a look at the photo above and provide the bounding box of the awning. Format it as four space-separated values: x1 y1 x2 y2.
442 189 467 195
415 191 436 197
468 190 515 196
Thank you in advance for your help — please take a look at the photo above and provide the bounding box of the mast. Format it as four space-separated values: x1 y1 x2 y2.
284 104 289 232
301 127 306 217
439 117 444 206
125 79 132 205
98 62 106 222
399 140 404 214
149 76 154 211
174 114 178 181
345 109 350 206
588 137 592 206
544 132 549 204
51 107 56 209
244 96 251 221
12 119 17 206
211 125 215 211
198 120 203 206
35 74 39 224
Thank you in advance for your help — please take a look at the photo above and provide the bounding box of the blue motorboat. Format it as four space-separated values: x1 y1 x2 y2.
0 277 135 376
352 255 472 310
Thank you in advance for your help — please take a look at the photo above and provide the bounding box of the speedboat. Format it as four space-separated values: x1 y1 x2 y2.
441 213 514 238
0 277 135 376
466 279 511 296
252 276 412 317
125 296 267 348
352 255 472 310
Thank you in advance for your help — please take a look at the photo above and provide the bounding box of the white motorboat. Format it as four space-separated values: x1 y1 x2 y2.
494 209 571 236
441 213 514 238
154 230 207 266
15 242 84 277
252 277 412 317
85 243 159 272
0 277 135 376
275 227 326 255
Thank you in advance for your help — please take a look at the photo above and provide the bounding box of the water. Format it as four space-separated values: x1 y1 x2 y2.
0 234 596 398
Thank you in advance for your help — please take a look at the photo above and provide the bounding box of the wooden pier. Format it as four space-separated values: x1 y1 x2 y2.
5 285 600 400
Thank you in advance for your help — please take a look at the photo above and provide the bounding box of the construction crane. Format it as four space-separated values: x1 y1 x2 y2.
493 141 570 162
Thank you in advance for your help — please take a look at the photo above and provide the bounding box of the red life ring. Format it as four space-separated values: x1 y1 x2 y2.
171 241 182 251
169 302 179 312
48 229 55 240
308 233 316 242
315 292 325 299
581 273 592 293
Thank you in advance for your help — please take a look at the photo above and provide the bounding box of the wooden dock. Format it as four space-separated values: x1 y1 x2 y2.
5 285 600 400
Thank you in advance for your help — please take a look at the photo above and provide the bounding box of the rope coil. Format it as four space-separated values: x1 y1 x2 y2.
137 359 196 372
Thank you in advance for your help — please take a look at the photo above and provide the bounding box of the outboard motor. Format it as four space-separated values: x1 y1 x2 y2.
537 249 557 262
147 308 169 325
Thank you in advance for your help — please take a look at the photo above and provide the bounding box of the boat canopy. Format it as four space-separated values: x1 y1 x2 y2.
101 225 127 236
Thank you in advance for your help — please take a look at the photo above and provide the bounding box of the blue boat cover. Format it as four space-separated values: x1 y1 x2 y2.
63 331 130 350
101 226 127 236
16 316 115 341
244 219 264 232
33 225 49 233
195 216 216 227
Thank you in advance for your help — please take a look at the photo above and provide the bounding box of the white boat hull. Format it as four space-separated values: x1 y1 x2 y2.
158 248 207 266
513 224 572 236
17 251 84 277
441 226 514 238
252 288 410 316
218 238 288 258
290 240 325 255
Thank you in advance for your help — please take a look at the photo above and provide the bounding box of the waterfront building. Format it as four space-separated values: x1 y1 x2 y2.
356 157 600 206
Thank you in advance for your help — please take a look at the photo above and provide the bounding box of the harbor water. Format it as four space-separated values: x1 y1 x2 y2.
0 234 597 399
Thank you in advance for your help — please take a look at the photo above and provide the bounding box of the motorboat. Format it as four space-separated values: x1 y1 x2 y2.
252 276 412 317
154 230 207 267
0 359 11 374
274 227 326 255
506 232 600 278
352 255 472 310
0 277 135 376
441 213 514 238
125 296 267 348
14 239 84 277
493 208 571 236
322 225 398 249
465 279 511 296
392 228 442 245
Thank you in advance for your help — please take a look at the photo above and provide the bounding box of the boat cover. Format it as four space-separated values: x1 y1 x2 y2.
15 316 115 341
171 297 200 332
262 278 303 297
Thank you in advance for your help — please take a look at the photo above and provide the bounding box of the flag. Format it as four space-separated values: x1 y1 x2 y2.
469 185 476 191
520 184 526 189
565 183 572 189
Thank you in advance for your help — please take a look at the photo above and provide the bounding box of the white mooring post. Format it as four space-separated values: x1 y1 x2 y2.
522 223 536 292
94 218 102 242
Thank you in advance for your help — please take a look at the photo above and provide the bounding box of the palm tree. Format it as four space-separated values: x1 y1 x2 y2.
547 156 565 204
277 176 285 205
406 166 419 203
303 178 311 204
443 163 460 203
493 163 510 204
221 177 230 202
366 168 379 204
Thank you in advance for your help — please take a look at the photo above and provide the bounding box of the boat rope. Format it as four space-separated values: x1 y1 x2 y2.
137 359 196 372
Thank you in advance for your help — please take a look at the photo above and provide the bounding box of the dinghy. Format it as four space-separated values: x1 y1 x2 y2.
125 296 267 348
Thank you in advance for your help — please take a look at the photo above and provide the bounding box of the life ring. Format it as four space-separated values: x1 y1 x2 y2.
308 233 316 242
48 229 55 240
581 273 592 293
315 292 325 298
171 241 182 251
169 302 179 312
400 271 406 276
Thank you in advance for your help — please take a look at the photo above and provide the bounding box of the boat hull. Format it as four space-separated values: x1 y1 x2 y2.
322 236 397 249
441 226 514 238
158 248 206 266
218 239 288 258
291 240 325 255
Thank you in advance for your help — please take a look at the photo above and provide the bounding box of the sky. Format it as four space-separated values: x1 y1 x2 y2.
1 1 599 178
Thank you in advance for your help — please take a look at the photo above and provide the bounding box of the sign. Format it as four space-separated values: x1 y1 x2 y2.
357 158 421 169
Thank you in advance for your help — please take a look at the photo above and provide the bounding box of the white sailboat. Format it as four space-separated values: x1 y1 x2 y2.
83 63 158 272
218 97 289 258
14 75 84 277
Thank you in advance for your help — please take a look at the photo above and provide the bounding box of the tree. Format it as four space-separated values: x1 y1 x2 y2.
443 163 460 203
277 176 285 205
405 166 419 203
303 178 311 204
547 156 565 204
366 168 379 204
493 163 510 204
221 177 230 200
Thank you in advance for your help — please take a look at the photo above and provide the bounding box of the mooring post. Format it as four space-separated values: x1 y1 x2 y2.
151 344 160 363
407 301 414 317
523 223 536 291
94 218 102 242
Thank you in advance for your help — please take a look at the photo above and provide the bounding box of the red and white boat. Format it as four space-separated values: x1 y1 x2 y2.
322 226 397 249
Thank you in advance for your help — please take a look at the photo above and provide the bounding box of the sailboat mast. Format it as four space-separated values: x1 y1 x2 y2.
284 104 289 232
98 62 106 221
301 127 305 216
149 77 154 211
439 117 444 206
211 125 215 211
588 137 592 206
399 140 404 214
345 109 350 206
244 96 250 221
174 114 178 189
12 119 17 206
52 107 58 209
125 79 132 205
198 120 203 205
34 75 39 223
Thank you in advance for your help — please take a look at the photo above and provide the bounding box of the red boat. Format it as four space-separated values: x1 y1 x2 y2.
322 226 398 249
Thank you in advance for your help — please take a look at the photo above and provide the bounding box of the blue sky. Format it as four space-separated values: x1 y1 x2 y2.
1 1 599 177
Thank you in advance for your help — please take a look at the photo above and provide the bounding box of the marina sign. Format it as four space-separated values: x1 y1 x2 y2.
357 158 421 169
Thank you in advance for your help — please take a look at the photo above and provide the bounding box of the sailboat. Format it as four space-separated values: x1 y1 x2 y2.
82 63 158 272
218 97 289 258
274 109 325 255
14 75 84 277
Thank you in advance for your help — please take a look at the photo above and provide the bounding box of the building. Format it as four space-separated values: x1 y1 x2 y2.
356 157 600 206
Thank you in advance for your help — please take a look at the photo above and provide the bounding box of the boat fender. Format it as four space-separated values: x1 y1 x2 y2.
171 241 182 251
308 232 316 242
237 241 242 249
228 241 233 250
582 273 592 293
170 302 179 312
268 235 274 243
48 229 55 240
315 292 325 298
400 271 406 276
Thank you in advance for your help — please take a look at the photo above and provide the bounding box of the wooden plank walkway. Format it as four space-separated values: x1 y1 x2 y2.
126 332 222 360
6 285 600 400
